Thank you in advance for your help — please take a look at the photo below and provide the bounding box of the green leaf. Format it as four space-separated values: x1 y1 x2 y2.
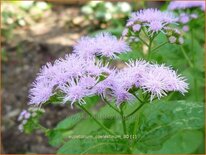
55 112 83 130
133 129 204 154
134 100 204 152
149 129 204 154
57 138 129 154
72 118 101 135
47 112 83 147
23 110 44 134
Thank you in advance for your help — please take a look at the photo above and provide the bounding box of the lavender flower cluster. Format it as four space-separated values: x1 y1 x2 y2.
178 13 199 32
168 1 205 11
97 60 188 104
29 53 113 107
122 8 185 44
168 1 204 33
124 8 177 35
123 1 204 44
73 32 131 59
19 2 197 132
28 33 188 108
18 108 44 132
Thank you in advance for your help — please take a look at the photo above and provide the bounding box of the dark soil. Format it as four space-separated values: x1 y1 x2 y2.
1 4 88 154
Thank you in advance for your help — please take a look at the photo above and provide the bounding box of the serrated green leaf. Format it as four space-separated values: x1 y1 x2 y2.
148 129 204 154
57 138 129 154
133 129 204 154
72 118 101 135
47 112 83 147
134 101 204 152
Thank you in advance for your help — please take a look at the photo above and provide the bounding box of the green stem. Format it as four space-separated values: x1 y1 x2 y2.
103 98 121 114
165 92 175 101
126 93 145 118
142 27 148 38
78 104 115 135
133 93 143 104
131 113 140 148
191 29 198 101
120 104 127 134
139 36 149 47
131 98 147 149
194 78 198 101
180 46 194 68
144 93 149 100
126 103 145 118
191 29 194 62
38 124 48 133
147 37 154 60
151 41 168 52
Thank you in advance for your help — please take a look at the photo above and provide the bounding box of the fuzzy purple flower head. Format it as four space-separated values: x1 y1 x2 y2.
73 32 131 59
124 8 177 36
60 76 99 107
140 63 188 101
168 1 205 11
28 54 113 106
94 60 188 105
27 31 188 108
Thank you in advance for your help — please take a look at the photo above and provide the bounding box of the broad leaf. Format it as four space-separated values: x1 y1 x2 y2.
57 138 129 154
47 112 83 147
133 129 204 154
133 100 204 152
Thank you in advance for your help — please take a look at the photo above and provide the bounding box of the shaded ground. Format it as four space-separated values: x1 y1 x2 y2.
1 4 88 154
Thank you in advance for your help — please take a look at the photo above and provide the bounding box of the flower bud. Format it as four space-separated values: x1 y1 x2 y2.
132 24 141 32
126 21 134 27
122 28 128 36
182 25 189 32
178 37 184 44
169 36 177 43
18 124 23 132
22 120 27 125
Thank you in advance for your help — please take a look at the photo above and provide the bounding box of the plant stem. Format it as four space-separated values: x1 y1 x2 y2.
142 27 148 38
180 46 194 68
131 113 140 148
151 41 168 52
147 37 154 60
138 36 149 47
125 103 145 119
126 93 146 118
191 29 198 101
191 29 194 62
133 93 143 104
77 104 115 135
103 98 121 114
120 104 127 135
38 124 48 133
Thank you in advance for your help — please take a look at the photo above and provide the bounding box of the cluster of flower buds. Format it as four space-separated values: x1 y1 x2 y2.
164 27 184 45
178 13 198 32
122 21 141 43
122 8 184 46
18 107 45 132
168 1 204 33
168 1 205 11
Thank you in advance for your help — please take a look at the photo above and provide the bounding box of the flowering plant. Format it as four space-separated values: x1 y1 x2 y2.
19 2 205 154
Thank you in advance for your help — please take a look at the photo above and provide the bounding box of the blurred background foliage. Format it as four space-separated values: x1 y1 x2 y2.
1 0 205 154
1 1 51 62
